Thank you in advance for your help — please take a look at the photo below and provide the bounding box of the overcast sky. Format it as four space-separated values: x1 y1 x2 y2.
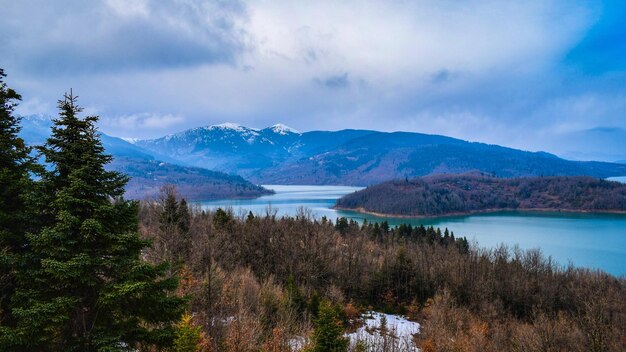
1 0 625 160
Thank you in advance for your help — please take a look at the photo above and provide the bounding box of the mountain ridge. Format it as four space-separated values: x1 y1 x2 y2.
133 123 626 186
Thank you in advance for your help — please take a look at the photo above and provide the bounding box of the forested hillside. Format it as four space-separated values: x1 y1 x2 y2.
111 156 271 200
19 115 270 200
336 174 626 216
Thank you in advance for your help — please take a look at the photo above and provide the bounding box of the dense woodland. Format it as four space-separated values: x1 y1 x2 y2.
1 69 626 351
138 195 626 351
336 173 626 216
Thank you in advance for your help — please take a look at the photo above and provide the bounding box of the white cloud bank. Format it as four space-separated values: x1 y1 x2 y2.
5 0 625 160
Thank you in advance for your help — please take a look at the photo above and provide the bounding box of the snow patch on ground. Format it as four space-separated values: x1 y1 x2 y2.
346 311 420 351
288 336 307 351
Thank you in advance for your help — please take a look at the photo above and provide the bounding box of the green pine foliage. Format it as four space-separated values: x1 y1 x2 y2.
157 185 192 266
7 91 184 351
0 69 42 346
286 275 306 316
173 313 204 352
311 300 349 352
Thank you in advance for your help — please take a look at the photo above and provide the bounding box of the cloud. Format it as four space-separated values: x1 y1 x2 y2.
314 73 350 89
100 112 185 136
2 0 625 161
0 0 249 74
15 97 54 116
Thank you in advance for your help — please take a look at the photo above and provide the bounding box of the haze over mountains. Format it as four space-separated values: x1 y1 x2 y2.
133 122 626 186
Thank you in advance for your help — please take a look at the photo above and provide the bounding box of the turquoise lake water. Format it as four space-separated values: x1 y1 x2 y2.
200 184 626 276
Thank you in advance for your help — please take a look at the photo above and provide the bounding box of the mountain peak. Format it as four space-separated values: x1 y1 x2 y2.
208 122 259 132
269 123 300 135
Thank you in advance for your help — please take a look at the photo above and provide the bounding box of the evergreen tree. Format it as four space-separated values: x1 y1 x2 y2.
173 313 205 352
285 275 306 316
158 185 191 264
0 68 41 346
212 208 232 231
160 185 181 230
159 185 191 267
177 199 191 235
311 300 348 352
10 92 184 351
335 217 349 234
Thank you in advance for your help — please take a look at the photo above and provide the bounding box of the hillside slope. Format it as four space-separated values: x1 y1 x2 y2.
109 157 271 200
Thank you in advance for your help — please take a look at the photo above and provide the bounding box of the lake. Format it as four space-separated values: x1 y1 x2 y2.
200 185 626 276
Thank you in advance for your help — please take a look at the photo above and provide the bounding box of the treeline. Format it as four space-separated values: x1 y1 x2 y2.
138 193 626 351
336 173 626 216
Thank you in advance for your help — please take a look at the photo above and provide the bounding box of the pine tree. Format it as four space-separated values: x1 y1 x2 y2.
311 300 348 352
10 92 184 351
158 185 191 265
173 313 207 352
0 68 41 346
285 275 306 316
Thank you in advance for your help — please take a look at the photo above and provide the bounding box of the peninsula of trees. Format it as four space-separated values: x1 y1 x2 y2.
336 173 626 217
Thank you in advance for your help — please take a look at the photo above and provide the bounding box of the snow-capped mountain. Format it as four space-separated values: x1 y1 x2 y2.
17 116 626 186
17 115 271 199
134 122 626 185
135 123 304 172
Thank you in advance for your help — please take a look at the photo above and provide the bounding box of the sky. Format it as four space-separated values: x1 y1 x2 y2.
1 0 625 161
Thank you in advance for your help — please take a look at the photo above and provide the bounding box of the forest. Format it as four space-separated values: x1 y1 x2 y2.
336 173 626 217
1 69 625 351
133 196 626 351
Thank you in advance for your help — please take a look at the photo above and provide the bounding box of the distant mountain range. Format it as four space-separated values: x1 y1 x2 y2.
18 115 271 200
132 122 626 186
20 116 626 191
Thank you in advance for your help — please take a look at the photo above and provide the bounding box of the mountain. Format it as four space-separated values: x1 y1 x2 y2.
18 115 271 200
134 122 306 173
135 123 626 186
335 173 626 217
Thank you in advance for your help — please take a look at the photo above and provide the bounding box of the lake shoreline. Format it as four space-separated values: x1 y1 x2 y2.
198 185 626 275
333 206 626 219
